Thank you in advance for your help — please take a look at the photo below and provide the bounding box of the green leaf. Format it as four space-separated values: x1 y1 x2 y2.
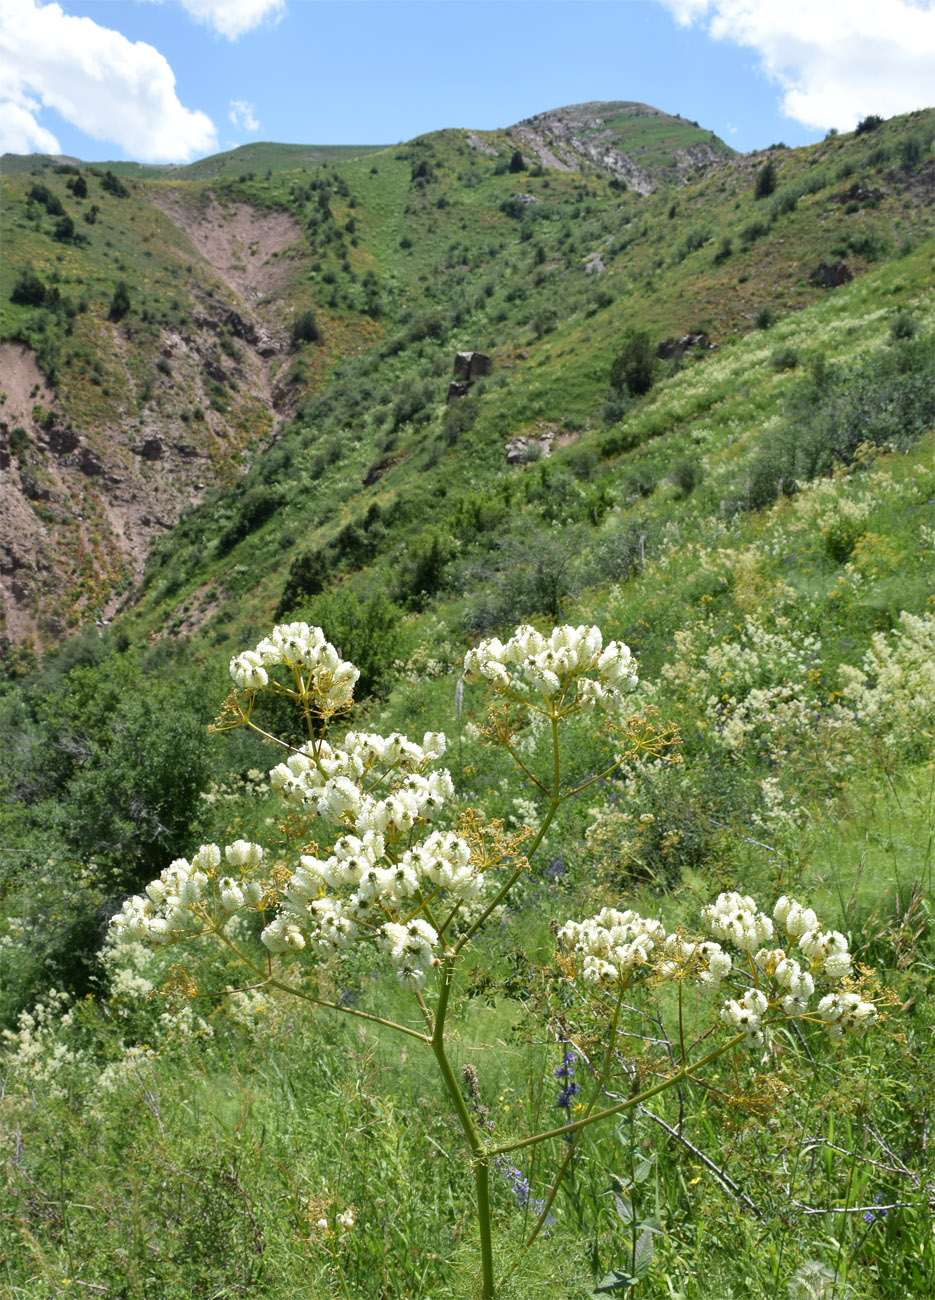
591 1270 634 1295
634 1155 654 1183
633 1227 654 1280
614 1191 635 1223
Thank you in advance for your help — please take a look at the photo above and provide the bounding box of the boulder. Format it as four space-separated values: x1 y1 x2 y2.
656 332 711 360
809 261 852 288
453 351 492 380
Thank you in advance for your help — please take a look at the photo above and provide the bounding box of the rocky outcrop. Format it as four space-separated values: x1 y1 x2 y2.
505 102 733 193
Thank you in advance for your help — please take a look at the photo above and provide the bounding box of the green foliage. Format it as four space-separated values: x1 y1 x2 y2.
291 307 322 348
394 525 456 609
889 309 918 340
10 262 47 306
754 158 777 198
108 279 131 321
100 169 130 197
609 329 656 398
300 586 406 698
855 114 885 135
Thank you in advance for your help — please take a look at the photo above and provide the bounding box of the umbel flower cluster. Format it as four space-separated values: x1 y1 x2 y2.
463 623 638 709
230 621 361 716
559 890 876 1047
112 625 495 990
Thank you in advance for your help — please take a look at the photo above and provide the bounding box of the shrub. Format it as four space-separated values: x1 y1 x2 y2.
291 309 321 348
889 310 918 341
855 114 884 135
299 587 405 698
108 281 131 321
668 456 704 498
10 264 47 307
755 305 775 330
394 527 456 609
217 487 283 554
771 346 799 371
754 159 777 199
609 329 656 398
100 170 130 197
741 219 769 246
509 149 526 173
277 548 333 613
27 183 64 215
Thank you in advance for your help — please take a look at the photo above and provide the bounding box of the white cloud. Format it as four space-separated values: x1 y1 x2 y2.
661 0 935 130
0 0 217 161
175 0 285 40
0 94 61 154
229 99 260 132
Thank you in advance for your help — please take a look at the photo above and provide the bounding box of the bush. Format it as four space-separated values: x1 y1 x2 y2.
291 309 322 348
299 587 405 699
394 527 456 609
855 114 884 136
108 281 131 321
754 160 777 199
27 183 64 215
217 487 283 554
10 264 47 307
609 329 656 398
509 149 526 173
889 310 918 341
755 305 775 330
668 456 704 498
771 346 799 371
277 548 333 613
741 219 769 247
100 170 129 197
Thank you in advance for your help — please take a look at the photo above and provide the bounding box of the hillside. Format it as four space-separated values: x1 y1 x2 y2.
0 102 933 1299
0 105 930 652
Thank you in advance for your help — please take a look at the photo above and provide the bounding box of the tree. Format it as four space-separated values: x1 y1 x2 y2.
108 280 131 321
610 329 656 398
509 149 526 173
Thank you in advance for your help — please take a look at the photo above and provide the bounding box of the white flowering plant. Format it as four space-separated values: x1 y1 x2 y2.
109 620 887 1298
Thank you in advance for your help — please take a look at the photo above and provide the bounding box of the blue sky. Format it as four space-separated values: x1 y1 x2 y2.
1 0 933 163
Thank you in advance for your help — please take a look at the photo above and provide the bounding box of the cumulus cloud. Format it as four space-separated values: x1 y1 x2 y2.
175 0 285 40
0 94 61 154
0 0 217 161
229 99 260 132
661 0 935 130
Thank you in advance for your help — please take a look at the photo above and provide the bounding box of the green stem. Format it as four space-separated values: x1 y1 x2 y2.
491 1033 746 1158
503 742 550 796
454 712 564 957
210 925 430 1043
432 954 496 1298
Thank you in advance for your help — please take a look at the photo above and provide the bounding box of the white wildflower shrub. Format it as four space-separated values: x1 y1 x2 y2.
838 609 935 753
1 990 86 1101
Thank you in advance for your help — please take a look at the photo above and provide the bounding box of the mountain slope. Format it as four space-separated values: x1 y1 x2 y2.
0 104 931 656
